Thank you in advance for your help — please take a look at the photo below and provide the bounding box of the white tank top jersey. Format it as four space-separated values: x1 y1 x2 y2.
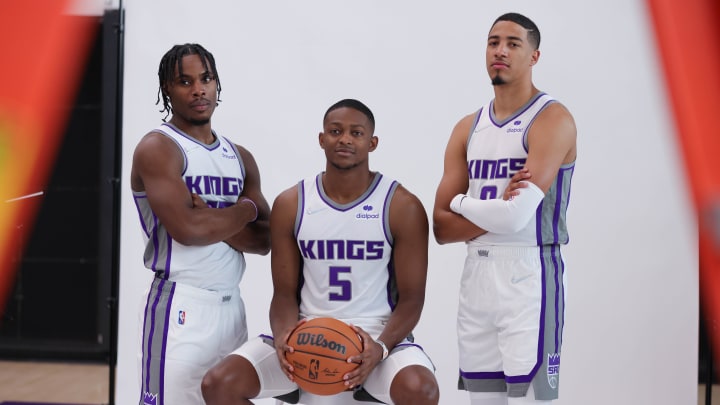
132 123 247 290
295 172 400 321
466 93 575 247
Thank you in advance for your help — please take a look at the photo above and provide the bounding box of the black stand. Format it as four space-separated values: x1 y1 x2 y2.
102 5 124 404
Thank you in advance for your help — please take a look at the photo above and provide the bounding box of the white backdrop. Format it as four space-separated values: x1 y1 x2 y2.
117 1 698 404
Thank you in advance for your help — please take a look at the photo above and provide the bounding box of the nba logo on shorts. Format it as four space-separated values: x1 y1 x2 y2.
547 353 560 389
178 310 186 325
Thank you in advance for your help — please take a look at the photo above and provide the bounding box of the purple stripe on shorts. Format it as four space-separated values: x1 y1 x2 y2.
158 281 176 405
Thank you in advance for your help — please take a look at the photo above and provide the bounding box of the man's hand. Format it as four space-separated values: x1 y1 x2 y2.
191 193 209 208
503 168 532 200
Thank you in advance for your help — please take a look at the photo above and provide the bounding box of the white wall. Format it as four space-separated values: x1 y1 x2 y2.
117 1 698 404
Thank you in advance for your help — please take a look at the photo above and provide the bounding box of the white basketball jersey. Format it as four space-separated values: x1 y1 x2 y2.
133 123 247 290
466 93 574 247
295 172 399 321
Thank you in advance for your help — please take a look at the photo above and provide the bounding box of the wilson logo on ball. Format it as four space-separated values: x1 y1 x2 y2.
294 333 348 355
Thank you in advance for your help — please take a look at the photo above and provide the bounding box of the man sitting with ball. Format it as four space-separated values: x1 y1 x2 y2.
201 99 439 405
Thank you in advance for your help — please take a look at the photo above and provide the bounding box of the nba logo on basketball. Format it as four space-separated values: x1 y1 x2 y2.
178 310 186 325
547 353 560 389
309 358 320 380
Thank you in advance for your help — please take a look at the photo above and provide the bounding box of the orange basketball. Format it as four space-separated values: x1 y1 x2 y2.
285 317 362 395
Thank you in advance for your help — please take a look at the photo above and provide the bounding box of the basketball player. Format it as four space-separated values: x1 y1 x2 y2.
432 13 577 405
130 43 271 405
201 99 439 405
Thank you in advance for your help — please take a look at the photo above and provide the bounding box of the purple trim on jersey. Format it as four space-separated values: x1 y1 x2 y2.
156 125 189 175
466 107 484 148
161 123 222 151
295 181 306 239
223 136 246 179
151 214 161 271
316 173 384 212
164 233 173 279
158 281 176 404
382 181 398 245
535 201 544 246
552 171 564 244
459 370 505 379
259 333 274 340
521 99 557 154
382 181 398 311
489 92 547 128
133 194 151 237
562 164 575 244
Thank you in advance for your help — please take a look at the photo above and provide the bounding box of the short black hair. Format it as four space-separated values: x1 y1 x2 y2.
323 99 375 130
156 43 222 120
492 13 541 50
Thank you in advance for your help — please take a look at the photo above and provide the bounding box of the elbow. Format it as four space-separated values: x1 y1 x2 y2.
257 242 271 256
432 224 450 245
169 228 207 246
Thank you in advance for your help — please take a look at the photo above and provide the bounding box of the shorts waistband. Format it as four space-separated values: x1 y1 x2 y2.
151 277 238 304
300 315 388 326
466 245 540 259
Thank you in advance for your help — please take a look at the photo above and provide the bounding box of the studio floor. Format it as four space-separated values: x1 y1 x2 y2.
0 360 717 404
0 361 108 404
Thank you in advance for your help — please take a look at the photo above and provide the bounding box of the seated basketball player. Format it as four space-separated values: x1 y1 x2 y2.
201 99 440 405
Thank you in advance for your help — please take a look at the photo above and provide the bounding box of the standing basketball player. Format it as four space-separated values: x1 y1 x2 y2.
130 43 271 405
201 99 439 405
433 13 577 404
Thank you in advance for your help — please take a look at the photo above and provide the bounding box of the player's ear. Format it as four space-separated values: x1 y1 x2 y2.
530 49 540 66
318 132 325 149
369 135 378 152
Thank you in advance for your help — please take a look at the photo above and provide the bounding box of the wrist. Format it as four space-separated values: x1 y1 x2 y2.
239 198 258 222
375 339 389 361
449 194 468 214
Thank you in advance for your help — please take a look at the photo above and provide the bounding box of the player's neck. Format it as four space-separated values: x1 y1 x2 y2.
169 117 215 144
492 83 539 121
321 170 375 205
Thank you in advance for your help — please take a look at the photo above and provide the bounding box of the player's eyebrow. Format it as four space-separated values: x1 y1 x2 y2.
488 34 525 43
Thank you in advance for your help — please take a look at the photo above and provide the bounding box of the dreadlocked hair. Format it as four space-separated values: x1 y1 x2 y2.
156 43 222 121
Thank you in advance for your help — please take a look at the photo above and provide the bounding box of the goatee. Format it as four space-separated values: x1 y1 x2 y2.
189 118 210 126
491 74 506 86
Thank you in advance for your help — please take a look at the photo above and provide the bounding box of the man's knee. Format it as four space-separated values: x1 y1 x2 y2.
390 366 439 405
201 355 259 403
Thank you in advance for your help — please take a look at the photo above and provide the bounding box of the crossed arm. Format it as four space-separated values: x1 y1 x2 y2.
433 103 576 243
130 131 269 253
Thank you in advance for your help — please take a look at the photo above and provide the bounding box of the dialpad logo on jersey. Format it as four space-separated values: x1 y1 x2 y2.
143 391 158 405
221 146 237 160
547 352 560 389
507 120 524 133
356 204 379 219
178 310 186 325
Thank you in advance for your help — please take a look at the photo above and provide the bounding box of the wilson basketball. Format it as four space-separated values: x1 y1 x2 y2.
285 317 362 396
